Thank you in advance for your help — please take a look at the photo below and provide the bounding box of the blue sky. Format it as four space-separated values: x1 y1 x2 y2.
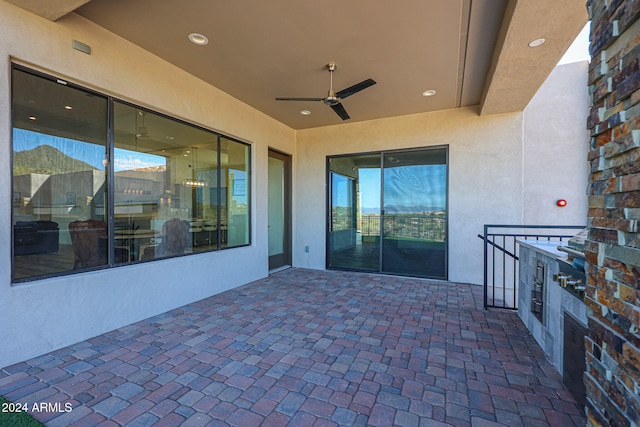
333 165 446 213
558 23 590 65
114 149 165 172
360 165 446 212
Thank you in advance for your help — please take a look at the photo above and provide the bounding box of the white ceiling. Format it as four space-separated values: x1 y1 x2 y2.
8 0 588 130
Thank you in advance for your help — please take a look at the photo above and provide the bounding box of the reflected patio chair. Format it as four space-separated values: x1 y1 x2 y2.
138 243 157 261
203 220 217 246
139 245 156 261
114 245 131 263
189 220 204 247
220 218 228 243
162 218 189 256
69 219 108 269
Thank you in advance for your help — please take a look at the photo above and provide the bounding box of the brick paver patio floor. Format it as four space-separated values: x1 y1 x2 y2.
1 268 586 426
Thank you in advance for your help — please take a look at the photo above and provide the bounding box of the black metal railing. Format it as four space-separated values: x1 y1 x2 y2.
480 224 584 310
360 214 446 240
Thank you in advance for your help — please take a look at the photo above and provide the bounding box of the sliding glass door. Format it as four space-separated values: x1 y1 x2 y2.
381 149 447 278
328 154 380 271
328 147 447 279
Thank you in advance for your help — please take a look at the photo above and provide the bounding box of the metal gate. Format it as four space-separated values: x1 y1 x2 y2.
480 225 584 310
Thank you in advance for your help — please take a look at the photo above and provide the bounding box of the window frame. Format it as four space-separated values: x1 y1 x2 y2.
10 64 252 284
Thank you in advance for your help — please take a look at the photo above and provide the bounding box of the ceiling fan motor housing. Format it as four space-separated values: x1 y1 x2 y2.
324 90 339 105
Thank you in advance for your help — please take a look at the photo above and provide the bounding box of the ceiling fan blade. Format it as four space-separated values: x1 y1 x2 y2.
331 102 350 120
275 97 323 102
336 78 376 99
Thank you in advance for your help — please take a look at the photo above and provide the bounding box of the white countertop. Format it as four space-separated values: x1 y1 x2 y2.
517 239 569 259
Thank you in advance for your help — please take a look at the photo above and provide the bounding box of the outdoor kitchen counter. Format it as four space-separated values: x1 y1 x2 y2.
516 240 589 379
517 239 568 260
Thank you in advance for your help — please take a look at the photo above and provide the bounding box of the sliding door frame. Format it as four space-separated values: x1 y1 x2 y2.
326 145 449 279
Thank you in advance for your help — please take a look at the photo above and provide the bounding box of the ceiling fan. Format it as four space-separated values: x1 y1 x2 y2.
276 63 376 120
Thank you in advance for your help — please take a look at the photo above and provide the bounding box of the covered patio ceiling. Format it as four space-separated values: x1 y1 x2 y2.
6 0 587 129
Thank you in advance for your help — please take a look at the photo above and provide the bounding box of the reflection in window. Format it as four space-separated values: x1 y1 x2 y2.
12 68 109 280
330 173 354 231
11 66 251 282
222 137 250 247
113 102 222 262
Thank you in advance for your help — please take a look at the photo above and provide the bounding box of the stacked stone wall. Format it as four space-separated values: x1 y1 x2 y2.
585 1 640 425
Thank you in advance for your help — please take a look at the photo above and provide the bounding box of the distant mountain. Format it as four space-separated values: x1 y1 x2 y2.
361 205 444 214
13 145 97 176
135 165 166 172
384 204 445 213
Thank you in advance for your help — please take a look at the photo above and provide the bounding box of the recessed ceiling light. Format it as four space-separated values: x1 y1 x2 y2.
528 38 546 47
188 33 209 46
64 105 73 110
422 90 437 97
28 116 36 120
300 110 311 115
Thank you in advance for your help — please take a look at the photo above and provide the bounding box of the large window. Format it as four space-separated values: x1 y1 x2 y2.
11 66 251 282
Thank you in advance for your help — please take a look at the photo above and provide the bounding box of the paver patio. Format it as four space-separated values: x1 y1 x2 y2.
0 268 586 426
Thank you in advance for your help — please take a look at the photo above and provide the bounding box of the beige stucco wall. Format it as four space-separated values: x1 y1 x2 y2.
294 108 525 284
523 61 589 225
0 3 295 368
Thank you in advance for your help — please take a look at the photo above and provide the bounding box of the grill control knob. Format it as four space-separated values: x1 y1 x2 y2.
553 273 569 284
559 275 572 287
567 279 582 290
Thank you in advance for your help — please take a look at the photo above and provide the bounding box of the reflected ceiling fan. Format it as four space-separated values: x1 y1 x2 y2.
276 62 376 120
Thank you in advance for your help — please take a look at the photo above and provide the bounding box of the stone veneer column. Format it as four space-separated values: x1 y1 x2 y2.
584 0 640 425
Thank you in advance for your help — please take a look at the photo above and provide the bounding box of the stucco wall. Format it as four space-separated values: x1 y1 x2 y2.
523 61 590 225
294 61 590 285
294 108 525 284
0 3 296 368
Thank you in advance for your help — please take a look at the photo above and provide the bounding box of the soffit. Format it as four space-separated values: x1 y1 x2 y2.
480 0 589 115
4 0 90 21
